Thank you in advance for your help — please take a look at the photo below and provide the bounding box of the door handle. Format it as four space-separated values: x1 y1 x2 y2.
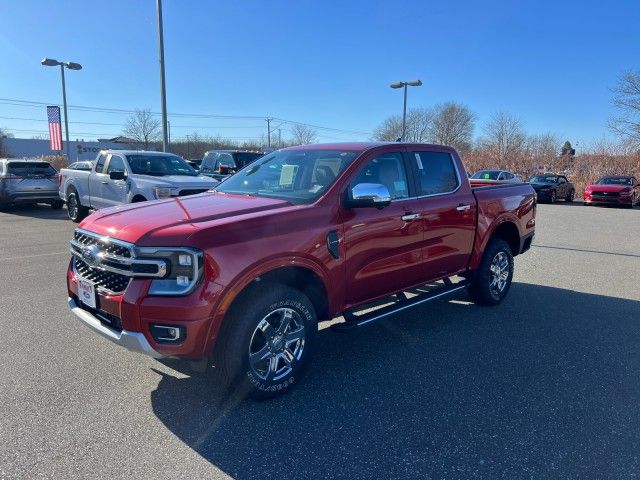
456 204 472 211
100 181 109 184
401 213 421 221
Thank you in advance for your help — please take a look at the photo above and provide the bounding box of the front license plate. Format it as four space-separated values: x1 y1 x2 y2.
78 277 97 309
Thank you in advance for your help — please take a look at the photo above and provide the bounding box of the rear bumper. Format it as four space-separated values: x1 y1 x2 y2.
0 190 60 203
68 297 164 358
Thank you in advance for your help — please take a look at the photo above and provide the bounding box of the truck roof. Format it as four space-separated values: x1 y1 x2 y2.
97 150 179 156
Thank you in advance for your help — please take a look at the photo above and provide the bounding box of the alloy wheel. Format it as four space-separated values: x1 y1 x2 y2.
248 307 306 382
68 196 78 219
489 252 510 297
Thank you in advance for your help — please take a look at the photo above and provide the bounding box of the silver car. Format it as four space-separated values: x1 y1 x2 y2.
0 159 63 209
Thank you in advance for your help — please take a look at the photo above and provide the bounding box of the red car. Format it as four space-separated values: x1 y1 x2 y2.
66 142 536 398
583 176 640 208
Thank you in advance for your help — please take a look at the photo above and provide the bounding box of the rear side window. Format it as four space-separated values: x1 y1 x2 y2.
412 151 459 196
7 162 56 176
95 154 107 173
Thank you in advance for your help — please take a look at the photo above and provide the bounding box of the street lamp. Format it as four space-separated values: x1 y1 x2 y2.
41 57 82 161
390 79 422 142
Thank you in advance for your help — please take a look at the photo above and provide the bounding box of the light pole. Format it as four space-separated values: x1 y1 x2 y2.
41 58 82 161
157 0 169 152
390 79 422 142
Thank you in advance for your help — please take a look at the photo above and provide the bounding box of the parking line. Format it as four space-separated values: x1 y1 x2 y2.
0 251 68 262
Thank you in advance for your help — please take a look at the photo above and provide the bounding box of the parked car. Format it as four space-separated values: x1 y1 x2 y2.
66 142 536 399
528 173 575 203
58 150 218 222
470 169 522 186
67 160 94 171
186 159 202 170
199 150 264 181
0 159 63 209
583 176 640 208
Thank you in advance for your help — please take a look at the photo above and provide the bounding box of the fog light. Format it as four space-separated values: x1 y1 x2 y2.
150 324 185 343
176 275 190 286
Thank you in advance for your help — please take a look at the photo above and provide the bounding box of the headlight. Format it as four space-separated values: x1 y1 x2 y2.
136 247 203 295
620 188 632 196
153 186 172 199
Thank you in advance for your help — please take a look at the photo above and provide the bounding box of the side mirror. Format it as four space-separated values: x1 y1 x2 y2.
109 170 126 180
345 183 392 209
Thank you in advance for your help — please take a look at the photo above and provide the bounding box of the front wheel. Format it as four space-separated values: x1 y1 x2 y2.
468 239 514 306
215 284 317 399
550 190 557 203
566 190 574 202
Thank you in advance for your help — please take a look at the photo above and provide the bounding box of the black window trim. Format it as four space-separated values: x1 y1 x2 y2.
407 150 462 199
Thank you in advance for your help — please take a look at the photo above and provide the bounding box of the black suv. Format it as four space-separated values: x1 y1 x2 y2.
199 150 264 181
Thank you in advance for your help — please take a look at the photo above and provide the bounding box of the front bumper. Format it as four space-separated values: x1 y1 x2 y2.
68 297 164 358
583 194 631 205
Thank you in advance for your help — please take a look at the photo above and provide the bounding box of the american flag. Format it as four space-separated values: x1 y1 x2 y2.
47 106 63 151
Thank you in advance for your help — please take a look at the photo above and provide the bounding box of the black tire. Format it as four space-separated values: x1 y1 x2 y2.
468 239 514 306
50 200 64 210
215 284 317 400
550 190 557 203
583 202 589 206
132 196 147 203
67 191 89 223
566 190 574 202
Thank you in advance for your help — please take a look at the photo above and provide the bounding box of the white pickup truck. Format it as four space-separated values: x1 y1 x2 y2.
58 150 218 222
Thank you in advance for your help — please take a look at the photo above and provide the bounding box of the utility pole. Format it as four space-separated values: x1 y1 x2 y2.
266 118 272 148
278 128 282 148
157 0 169 151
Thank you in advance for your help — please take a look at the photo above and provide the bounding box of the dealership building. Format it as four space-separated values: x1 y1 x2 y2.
1 136 143 161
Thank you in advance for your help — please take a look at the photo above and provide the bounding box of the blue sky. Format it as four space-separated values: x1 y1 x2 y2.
1 0 639 146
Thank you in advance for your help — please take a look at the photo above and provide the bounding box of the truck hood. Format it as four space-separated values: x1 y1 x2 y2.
80 192 293 245
131 174 218 188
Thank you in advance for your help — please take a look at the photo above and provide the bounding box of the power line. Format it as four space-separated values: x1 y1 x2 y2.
0 97 374 136
0 115 265 129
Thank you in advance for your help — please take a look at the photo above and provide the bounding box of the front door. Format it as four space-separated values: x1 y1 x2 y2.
341 149 426 305
101 154 129 207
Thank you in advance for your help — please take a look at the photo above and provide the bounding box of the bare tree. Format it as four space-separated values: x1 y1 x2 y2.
373 107 432 142
479 112 527 165
0 127 13 156
122 109 161 149
428 102 475 154
289 124 318 145
608 70 640 148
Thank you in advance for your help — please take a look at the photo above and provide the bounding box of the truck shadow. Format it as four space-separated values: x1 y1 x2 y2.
0 203 69 220
150 283 640 478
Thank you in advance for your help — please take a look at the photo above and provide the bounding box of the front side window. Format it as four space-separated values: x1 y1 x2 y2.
413 151 459 195
107 155 126 173
350 153 409 200
217 149 358 204
127 154 197 177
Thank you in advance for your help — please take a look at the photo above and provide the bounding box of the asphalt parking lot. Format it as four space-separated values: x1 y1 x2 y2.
1 202 639 479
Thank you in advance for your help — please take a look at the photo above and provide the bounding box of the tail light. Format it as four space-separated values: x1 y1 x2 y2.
56 173 62 188
1 173 23 179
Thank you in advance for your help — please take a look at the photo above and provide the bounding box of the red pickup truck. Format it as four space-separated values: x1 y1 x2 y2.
67 143 536 398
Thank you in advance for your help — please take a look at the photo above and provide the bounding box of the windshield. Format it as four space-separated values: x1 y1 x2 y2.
596 177 632 185
471 170 501 180
530 175 557 183
127 154 197 176
216 149 359 204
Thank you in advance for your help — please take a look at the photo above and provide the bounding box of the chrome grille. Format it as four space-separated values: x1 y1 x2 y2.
73 230 132 257
74 257 130 294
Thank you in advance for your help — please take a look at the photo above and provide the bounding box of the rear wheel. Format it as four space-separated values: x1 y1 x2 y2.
468 239 514 306
67 191 88 223
215 284 317 399
566 190 574 202
550 190 557 203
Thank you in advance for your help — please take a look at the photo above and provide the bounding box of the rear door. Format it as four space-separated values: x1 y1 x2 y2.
341 147 426 305
100 154 129 207
408 149 476 278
